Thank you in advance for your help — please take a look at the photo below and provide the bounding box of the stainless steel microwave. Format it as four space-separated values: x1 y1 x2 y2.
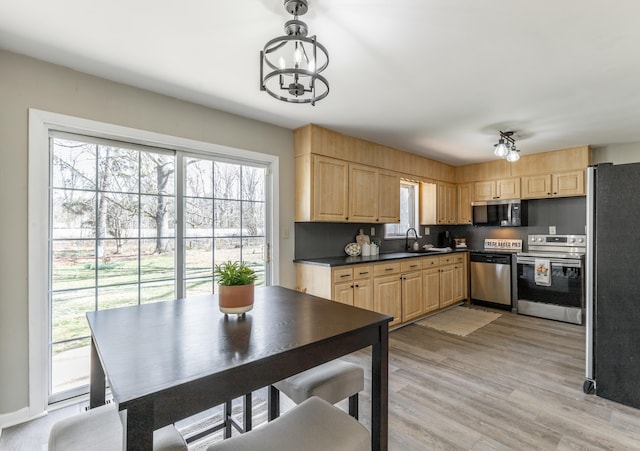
472 199 527 227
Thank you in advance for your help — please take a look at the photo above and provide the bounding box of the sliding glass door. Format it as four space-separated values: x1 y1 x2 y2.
48 133 269 403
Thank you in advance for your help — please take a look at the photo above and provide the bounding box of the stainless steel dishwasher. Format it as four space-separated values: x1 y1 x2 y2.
470 252 512 306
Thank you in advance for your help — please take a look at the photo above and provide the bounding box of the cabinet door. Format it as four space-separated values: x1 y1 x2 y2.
553 170 584 197
348 163 378 222
333 280 354 306
439 265 455 307
353 278 373 310
423 267 440 313
453 262 466 302
373 274 402 327
521 174 552 199
378 170 400 223
457 183 473 224
473 180 496 201
496 177 520 200
313 155 349 221
437 182 457 224
419 181 437 225
401 271 423 322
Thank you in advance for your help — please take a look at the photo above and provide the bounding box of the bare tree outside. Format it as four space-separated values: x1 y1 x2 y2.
48 136 268 400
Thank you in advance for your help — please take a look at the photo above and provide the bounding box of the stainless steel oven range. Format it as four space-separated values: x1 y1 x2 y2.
516 234 586 324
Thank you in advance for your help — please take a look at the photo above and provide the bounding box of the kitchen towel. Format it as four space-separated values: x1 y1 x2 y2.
534 259 551 286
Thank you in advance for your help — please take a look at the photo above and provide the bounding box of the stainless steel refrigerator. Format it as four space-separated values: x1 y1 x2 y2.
584 163 640 408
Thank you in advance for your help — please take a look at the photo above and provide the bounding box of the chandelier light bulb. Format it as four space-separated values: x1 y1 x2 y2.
494 139 509 158
506 147 520 162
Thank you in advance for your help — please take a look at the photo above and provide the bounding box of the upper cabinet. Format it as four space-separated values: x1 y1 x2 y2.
295 154 400 222
457 183 473 224
378 170 401 223
521 170 585 199
473 178 520 201
436 182 457 224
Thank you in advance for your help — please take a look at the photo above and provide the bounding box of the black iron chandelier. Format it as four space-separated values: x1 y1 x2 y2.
260 0 329 105
493 131 521 162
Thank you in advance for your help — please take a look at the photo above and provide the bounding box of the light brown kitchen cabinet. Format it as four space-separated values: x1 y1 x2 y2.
453 254 467 302
474 178 520 201
457 182 473 224
423 266 440 313
521 170 585 199
401 259 423 322
349 163 379 222
295 154 400 223
419 181 437 225
294 154 349 222
296 252 468 328
439 263 455 308
373 271 402 327
353 266 373 310
378 170 401 223
437 181 457 224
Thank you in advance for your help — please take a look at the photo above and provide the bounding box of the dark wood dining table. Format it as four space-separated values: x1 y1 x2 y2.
87 285 392 450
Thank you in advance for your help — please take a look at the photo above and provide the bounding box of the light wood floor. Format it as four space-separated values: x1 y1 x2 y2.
342 307 640 450
3 307 640 450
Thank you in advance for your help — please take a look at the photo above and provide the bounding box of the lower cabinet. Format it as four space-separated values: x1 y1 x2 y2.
295 252 469 329
401 271 423 322
423 267 440 313
373 273 402 327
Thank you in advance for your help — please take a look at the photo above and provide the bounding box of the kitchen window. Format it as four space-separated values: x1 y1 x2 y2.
385 181 420 239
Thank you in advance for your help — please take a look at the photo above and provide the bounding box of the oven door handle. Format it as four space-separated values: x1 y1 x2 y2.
516 257 582 268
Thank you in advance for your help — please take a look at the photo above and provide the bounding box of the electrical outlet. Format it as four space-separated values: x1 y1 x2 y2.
281 226 290 239
549 226 556 235
424 227 430 236
370 227 376 236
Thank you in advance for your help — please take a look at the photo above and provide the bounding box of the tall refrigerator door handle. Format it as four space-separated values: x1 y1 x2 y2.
584 166 596 394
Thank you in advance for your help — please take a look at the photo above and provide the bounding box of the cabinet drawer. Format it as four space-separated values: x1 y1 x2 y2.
354 265 372 280
422 256 440 267
439 255 454 265
333 267 353 282
401 259 422 272
374 262 401 277
453 254 465 264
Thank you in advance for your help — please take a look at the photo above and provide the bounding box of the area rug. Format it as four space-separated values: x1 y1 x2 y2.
415 306 501 337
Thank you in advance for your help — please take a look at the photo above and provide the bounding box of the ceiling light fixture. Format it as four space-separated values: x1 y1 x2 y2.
260 0 329 106
493 131 520 162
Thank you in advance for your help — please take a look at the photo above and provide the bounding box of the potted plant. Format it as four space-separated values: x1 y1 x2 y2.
214 261 258 315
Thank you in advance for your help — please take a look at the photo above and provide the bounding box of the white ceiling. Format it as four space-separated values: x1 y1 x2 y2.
2 0 640 165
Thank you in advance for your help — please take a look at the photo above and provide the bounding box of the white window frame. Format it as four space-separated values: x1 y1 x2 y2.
384 180 421 240
28 109 279 416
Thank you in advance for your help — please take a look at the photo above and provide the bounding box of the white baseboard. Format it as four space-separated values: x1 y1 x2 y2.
0 406 47 430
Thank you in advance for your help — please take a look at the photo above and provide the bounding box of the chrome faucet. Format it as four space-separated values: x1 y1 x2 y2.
405 227 418 251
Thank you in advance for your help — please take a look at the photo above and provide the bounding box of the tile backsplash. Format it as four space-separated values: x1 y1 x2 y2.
294 197 586 259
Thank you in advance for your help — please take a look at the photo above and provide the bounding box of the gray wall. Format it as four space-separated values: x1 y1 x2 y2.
295 196 587 258
592 143 640 164
0 49 296 418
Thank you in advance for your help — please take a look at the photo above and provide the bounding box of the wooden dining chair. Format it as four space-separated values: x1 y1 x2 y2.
268 360 364 421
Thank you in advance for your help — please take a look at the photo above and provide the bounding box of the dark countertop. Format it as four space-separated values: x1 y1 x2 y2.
294 248 469 267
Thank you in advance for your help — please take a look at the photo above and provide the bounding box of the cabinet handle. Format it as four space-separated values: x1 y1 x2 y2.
340 274 350 278
359 271 369 275
355 284 359 288
385 268 394 271
553 192 557 195
410 264 418 268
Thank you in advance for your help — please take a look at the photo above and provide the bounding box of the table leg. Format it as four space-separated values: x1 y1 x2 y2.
371 325 389 451
89 338 105 408
125 400 154 450
268 385 280 421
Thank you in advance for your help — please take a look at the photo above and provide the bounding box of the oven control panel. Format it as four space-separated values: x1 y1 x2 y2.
528 235 586 245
